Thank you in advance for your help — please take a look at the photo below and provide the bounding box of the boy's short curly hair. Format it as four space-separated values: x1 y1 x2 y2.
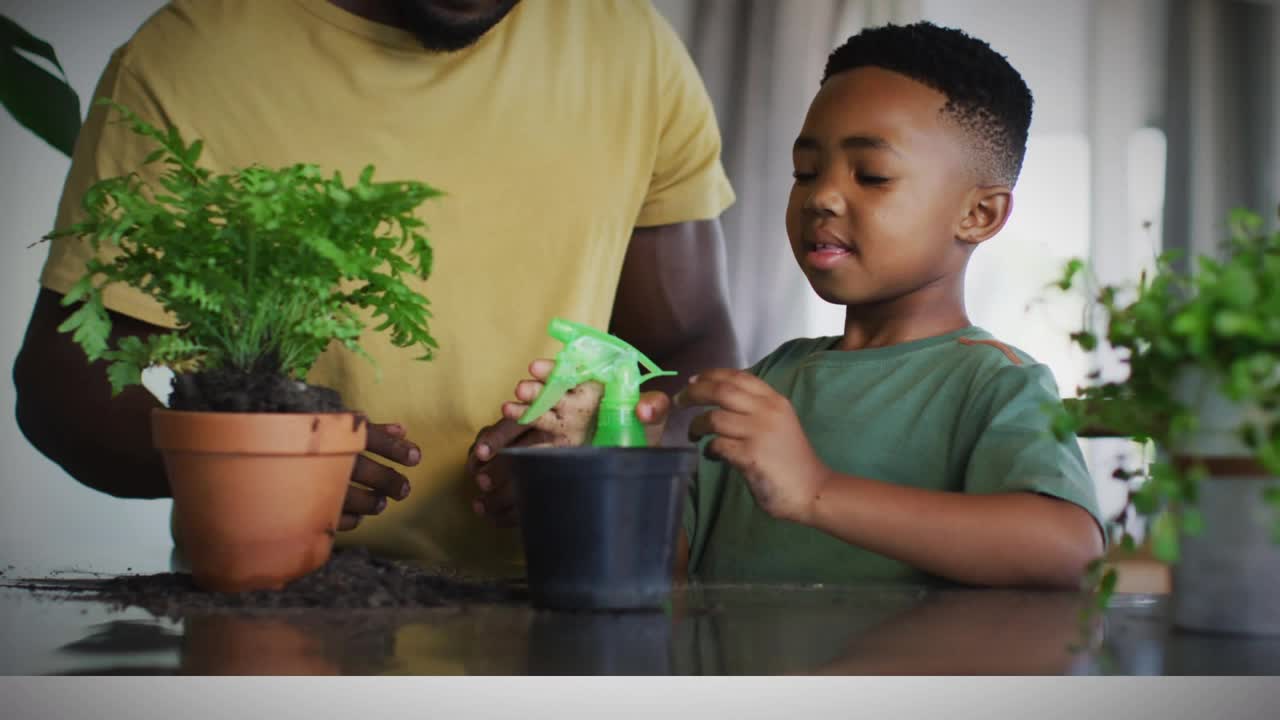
823 21 1033 186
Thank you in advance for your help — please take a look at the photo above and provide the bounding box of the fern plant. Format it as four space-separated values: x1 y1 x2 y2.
48 100 441 396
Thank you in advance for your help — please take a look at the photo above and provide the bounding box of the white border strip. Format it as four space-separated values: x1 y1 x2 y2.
6 677 1280 720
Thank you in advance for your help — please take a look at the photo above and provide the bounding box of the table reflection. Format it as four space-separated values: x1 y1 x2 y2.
10 582 1280 675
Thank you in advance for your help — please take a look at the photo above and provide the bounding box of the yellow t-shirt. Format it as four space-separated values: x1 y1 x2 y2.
41 0 734 576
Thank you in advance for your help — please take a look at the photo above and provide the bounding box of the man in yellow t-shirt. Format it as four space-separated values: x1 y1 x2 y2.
13 0 740 577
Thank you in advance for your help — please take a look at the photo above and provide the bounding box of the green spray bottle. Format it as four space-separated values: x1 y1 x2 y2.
517 317 676 447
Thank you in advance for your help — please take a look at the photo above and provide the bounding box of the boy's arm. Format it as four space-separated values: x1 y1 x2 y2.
809 590 1087 674
677 368 1103 590
802 475 1102 590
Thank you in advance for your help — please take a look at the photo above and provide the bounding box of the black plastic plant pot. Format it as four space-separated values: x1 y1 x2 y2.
500 446 698 611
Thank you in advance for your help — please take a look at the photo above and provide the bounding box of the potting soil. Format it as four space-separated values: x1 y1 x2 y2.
169 361 345 412
6 547 524 619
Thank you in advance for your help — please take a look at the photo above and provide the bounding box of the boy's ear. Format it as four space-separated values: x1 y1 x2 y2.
955 186 1013 246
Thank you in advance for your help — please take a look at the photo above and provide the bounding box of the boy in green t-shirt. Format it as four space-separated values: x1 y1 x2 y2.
484 21 1105 589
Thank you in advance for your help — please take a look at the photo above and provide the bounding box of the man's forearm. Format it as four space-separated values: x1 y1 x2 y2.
13 289 171 499
15 383 170 498
609 218 744 446
802 470 1103 589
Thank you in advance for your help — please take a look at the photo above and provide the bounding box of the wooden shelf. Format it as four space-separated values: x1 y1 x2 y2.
1104 542 1171 594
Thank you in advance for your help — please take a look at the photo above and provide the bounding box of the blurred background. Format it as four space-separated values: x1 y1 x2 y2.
2 0 1277 572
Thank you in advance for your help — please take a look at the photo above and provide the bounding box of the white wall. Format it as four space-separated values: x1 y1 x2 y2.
1 0 172 574
907 4 1092 514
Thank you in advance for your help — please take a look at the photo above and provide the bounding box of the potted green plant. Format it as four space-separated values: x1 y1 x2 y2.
1053 207 1280 635
46 101 441 593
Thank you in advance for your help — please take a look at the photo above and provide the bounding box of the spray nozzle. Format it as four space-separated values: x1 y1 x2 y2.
518 317 675 447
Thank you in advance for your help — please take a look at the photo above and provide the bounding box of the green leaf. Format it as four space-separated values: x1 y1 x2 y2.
1214 310 1260 337
57 299 111 361
0 15 67 74
1228 208 1263 239
1054 258 1086 291
1131 485 1158 515
327 186 351 205
1098 568 1117 601
1170 309 1203 337
0 15 81 156
1218 265 1259 308
1181 507 1204 536
1070 331 1097 351
105 358 142 395
1151 511 1180 564
60 274 95 305
184 138 204 165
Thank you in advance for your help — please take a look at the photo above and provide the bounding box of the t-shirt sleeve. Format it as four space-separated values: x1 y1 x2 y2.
633 6 735 228
39 50 178 329
962 363 1106 543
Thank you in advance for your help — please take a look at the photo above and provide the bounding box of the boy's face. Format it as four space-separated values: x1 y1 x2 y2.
786 66 980 308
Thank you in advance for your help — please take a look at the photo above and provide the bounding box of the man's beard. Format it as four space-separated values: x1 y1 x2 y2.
393 0 522 52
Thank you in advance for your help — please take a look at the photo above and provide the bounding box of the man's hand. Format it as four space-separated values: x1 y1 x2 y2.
676 369 829 524
468 362 572 528
466 417 553 527
340 421 421 531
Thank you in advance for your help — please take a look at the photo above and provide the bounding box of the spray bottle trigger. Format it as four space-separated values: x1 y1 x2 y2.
638 369 678 384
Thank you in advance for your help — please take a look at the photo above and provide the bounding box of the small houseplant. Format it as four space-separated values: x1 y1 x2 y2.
1053 207 1280 634
48 101 441 592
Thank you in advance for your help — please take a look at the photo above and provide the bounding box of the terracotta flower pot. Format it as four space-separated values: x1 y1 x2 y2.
180 614 339 675
152 409 367 592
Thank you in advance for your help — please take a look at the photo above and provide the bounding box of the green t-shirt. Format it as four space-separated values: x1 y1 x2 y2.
683 326 1104 584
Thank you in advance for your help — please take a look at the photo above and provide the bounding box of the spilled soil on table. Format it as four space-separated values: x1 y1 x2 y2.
5 547 525 619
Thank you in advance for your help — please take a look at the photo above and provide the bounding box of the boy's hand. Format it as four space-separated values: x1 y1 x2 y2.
676 369 829 524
